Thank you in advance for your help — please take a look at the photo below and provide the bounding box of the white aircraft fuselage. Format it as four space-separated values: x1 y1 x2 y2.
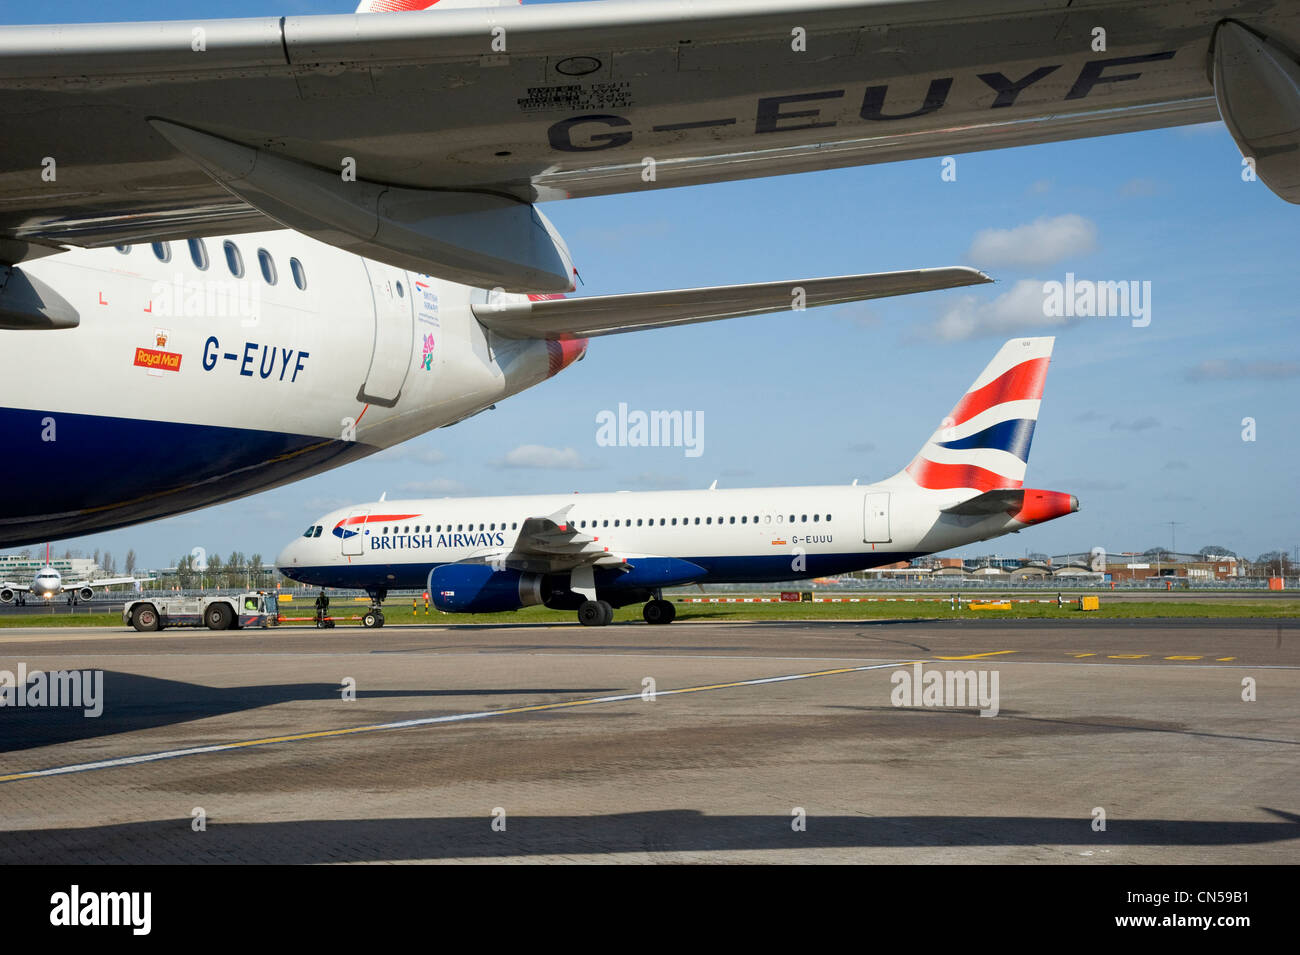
0 233 586 547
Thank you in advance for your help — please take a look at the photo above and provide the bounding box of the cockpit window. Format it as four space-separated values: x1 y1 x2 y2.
313 526 323 538
302 526 315 538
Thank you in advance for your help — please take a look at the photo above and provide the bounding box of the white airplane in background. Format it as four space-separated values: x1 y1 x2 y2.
0 546 151 606
2 0 1295 547
274 337 1078 629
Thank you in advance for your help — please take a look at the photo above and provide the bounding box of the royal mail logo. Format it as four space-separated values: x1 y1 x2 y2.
155 330 168 347
134 347 182 372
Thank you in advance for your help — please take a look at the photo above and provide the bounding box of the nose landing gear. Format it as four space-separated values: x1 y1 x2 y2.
362 586 387 629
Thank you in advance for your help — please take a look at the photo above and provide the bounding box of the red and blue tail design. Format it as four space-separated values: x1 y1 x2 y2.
902 337 1054 492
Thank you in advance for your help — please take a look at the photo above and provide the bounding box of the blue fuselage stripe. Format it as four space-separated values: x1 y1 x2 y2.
0 406 376 546
281 552 927 590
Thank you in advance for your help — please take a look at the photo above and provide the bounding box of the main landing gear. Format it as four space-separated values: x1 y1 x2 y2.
362 586 387 629
575 595 677 626
577 599 613 627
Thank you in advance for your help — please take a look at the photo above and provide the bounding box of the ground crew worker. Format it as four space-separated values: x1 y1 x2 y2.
315 589 330 626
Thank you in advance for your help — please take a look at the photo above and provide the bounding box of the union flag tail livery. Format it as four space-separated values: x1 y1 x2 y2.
903 337 1053 494
278 337 1079 629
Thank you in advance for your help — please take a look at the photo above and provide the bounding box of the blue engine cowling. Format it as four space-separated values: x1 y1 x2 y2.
428 563 545 614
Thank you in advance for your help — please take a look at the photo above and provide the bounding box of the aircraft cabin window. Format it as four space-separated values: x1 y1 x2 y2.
659 518 666 526
776 515 783 523
671 518 677 526
706 517 712 525
290 257 307 290
801 515 808 522
813 514 820 522
694 517 700 525
224 241 244 278
188 238 208 270
152 242 171 263
512 523 518 530
789 515 796 523
637 519 643 526
258 248 277 285
396 281 404 298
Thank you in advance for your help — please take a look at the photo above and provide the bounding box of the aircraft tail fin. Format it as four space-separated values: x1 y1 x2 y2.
901 337 1054 492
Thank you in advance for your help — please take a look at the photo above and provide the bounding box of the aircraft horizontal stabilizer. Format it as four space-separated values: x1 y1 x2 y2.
940 488 1025 516
474 267 991 339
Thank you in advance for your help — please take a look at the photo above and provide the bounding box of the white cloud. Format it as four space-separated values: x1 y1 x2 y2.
1110 416 1160 433
1186 359 1300 381
373 444 447 465
398 478 465 496
924 279 1074 342
966 214 1097 268
621 472 687 490
498 444 594 470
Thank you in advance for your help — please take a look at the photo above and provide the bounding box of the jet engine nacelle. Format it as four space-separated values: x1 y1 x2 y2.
78 586 95 601
428 564 546 614
0 588 14 604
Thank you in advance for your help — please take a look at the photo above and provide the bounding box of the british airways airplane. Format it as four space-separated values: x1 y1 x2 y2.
274 337 1078 628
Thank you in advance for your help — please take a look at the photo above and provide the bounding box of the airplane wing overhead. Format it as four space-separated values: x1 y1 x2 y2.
2 0 1298 280
474 266 990 338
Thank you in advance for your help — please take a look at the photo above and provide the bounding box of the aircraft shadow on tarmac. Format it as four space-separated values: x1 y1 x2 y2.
0 671 620 752
0 810 1296 863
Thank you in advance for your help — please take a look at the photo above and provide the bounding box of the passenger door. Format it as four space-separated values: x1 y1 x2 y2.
357 260 414 407
863 493 891 543
341 510 368 557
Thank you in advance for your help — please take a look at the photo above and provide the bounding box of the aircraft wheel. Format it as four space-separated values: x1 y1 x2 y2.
375 612 385 628
659 599 676 624
577 600 607 627
643 599 674 624
132 605 160 632
362 611 380 629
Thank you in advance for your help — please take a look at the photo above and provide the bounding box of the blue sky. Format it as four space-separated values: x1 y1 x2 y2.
2 0 1297 568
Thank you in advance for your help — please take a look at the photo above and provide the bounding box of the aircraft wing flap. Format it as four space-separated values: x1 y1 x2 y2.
493 507 624 573
475 267 991 339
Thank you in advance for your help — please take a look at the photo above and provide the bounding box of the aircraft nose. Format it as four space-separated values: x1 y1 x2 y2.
276 541 298 569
